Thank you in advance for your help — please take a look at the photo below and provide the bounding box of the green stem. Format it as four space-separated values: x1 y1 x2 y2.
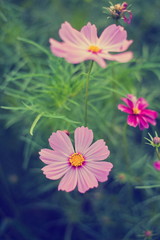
84 61 94 126
135 184 160 189
155 147 160 160
123 123 130 165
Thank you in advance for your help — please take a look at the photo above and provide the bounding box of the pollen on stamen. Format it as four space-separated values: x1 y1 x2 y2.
88 45 101 54
69 153 85 167
133 107 141 114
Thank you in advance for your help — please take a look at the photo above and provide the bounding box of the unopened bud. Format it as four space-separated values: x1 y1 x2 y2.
153 136 160 145
153 160 160 171
144 230 152 237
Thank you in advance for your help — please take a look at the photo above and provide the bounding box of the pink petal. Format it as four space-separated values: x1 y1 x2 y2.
42 162 70 180
74 126 93 154
138 116 149 130
58 167 78 192
81 22 98 45
121 97 134 108
101 51 133 63
99 24 127 47
65 48 91 63
86 161 113 182
49 131 74 156
77 167 98 193
103 40 133 52
59 21 89 47
86 54 107 68
39 149 67 164
127 94 137 103
118 104 133 114
49 39 67 58
84 139 110 161
142 116 157 126
66 51 107 68
123 11 133 24
136 98 149 110
142 109 158 119
127 115 139 127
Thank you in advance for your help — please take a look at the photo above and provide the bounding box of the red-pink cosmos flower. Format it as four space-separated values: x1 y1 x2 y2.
39 126 113 193
49 22 133 68
118 94 158 130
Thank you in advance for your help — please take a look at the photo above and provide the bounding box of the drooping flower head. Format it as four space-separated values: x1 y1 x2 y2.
49 22 133 68
103 2 132 24
39 126 113 193
118 94 158 130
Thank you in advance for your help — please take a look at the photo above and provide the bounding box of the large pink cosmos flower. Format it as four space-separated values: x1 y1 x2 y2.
49 22 133 68
39 126 113 193
118 94 158 130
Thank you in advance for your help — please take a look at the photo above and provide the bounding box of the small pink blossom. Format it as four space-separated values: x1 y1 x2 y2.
49 22 133 68
118 94 158 130
144 230 152 237
153 160 160 171
39 126 113 193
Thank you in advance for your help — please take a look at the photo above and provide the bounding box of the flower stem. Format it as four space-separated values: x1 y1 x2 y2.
156 147 160 160
123 123 130 165
84 60 94 126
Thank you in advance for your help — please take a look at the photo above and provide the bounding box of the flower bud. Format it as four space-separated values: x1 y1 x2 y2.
153 160 160 171
144 230 152 237
153 136 160 145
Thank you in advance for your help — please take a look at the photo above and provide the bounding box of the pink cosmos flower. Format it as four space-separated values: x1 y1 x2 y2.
39 126 113 193
118 94 158 130
49 22 133 68
153 160 160 171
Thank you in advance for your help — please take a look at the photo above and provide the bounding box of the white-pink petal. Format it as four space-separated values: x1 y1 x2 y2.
74 126 93 154
49 39 67 58
77 167 98 193
58 167 78 192
103 40 133 52
39 149 67 164
84 139 110 161
49 131 74 156
42 162 70 180
86 54 107 68
86 161 113 182
81 22 98 45
98 24 127 47
59 21 89 47
101 51 133 63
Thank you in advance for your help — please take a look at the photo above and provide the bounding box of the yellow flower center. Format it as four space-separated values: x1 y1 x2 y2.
69 153 85 167
88 45 101 54
133 107 141 114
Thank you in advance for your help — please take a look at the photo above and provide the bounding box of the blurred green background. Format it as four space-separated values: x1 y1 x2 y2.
1 0 160 240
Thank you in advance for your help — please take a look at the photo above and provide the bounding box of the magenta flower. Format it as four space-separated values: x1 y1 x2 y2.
39 126 113 193
118 94 158 130
153 160 160 171
49 22 133 68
